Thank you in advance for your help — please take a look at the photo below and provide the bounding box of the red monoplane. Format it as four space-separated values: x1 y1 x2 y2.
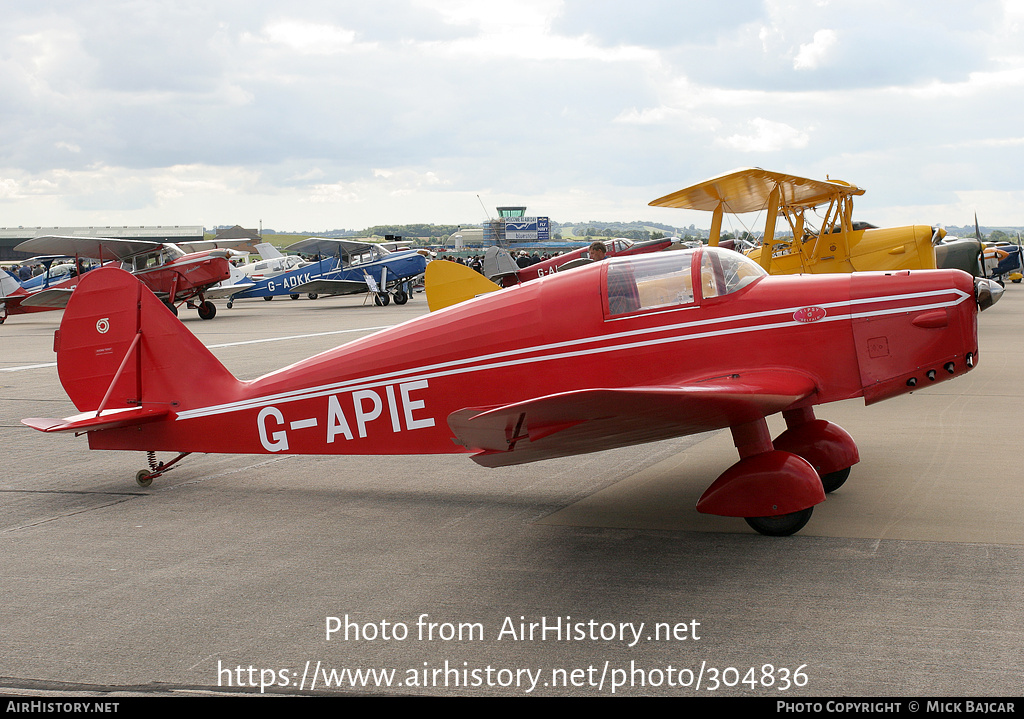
23 247 1001 535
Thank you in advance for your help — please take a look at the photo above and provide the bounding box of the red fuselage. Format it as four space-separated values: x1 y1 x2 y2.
71 248 978 459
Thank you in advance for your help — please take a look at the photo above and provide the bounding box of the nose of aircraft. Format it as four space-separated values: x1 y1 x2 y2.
975 277 1004 311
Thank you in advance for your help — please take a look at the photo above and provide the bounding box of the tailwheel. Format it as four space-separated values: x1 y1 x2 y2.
197 300 217 320
821 466 851 493
226 300 234 309
745 508 814 537
136 470 153 487
393 290 408 305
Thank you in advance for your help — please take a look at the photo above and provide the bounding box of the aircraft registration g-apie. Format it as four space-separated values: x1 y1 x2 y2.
22 246 1002 535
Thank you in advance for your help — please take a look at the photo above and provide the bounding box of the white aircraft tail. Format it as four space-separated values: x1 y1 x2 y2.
1 269 22 297
254 242 284 259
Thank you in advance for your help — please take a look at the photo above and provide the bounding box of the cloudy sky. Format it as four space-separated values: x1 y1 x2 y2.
2 0 1023 233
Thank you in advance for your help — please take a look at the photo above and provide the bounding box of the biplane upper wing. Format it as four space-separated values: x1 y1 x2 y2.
176 239 253 254
448 369 817 467
286 237 378 258
14 235 162 260
648 167 865 214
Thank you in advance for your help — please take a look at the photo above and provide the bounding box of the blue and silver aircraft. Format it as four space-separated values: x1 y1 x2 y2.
208 238 428 308
285 238 428 306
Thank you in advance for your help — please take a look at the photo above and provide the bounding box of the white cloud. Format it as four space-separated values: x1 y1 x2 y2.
793 29 837 70
715 119 811 152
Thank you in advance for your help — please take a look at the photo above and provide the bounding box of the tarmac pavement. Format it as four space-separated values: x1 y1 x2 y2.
1 285 1022 697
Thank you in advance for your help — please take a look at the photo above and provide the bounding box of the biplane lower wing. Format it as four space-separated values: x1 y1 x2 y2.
449 370 817 467
289 278 369 296
17 287 75 309
202 282 256 299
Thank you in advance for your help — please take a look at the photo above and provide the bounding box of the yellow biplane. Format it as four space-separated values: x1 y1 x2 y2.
650 168 943 274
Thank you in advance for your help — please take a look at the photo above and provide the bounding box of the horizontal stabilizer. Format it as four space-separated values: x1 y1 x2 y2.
23 406 170 433
449 370 816 467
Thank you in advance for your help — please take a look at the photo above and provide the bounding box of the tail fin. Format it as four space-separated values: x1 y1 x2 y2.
424 261 501 311
54 266 242 414
253 242 284 259
1 269 22 297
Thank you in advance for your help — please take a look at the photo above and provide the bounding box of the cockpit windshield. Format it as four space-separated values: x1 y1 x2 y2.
605 247 765 316
699 247 767 298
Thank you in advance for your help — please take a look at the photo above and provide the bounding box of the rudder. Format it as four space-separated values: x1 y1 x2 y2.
55 266 241 414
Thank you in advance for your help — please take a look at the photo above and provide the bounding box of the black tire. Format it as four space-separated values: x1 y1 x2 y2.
198 300 217 320
393 290 408 304
308 293 318 300
264 296 274 301
226 300 233 309
745 508 813 537
821 466 851 493
375 292 390 306
290 294 299 300
1013 279 1022 284
164 301 178 317
136 470 153 488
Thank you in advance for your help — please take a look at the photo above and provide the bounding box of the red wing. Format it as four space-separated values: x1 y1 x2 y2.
448 370 817 467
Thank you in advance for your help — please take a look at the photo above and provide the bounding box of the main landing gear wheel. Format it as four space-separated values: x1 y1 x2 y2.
307 293 318 300
264 296 274 301
745 508 814 537
374 292 390 306
163 301 178 317
136 470 153 487
197 300 217 320
290 293 299 300
393 290 408 305
821 466 851 493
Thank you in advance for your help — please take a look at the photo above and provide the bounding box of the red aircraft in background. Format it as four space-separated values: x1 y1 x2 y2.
488 237 674 287
23 247 1001 535
13 235 234 319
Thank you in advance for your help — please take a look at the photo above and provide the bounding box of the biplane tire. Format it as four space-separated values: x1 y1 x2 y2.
163 301 178 317
1014 279 1022 284
393 290 408 305
264 296 274 301
290 294 299 300
226 300 233 309
821 466 851 493
307 293 318 300
744 507 813 537
375 292 390 306
198 301 217 320
136 470 153 488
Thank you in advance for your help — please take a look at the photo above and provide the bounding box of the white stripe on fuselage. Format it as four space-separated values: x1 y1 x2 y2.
174 287 971 421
